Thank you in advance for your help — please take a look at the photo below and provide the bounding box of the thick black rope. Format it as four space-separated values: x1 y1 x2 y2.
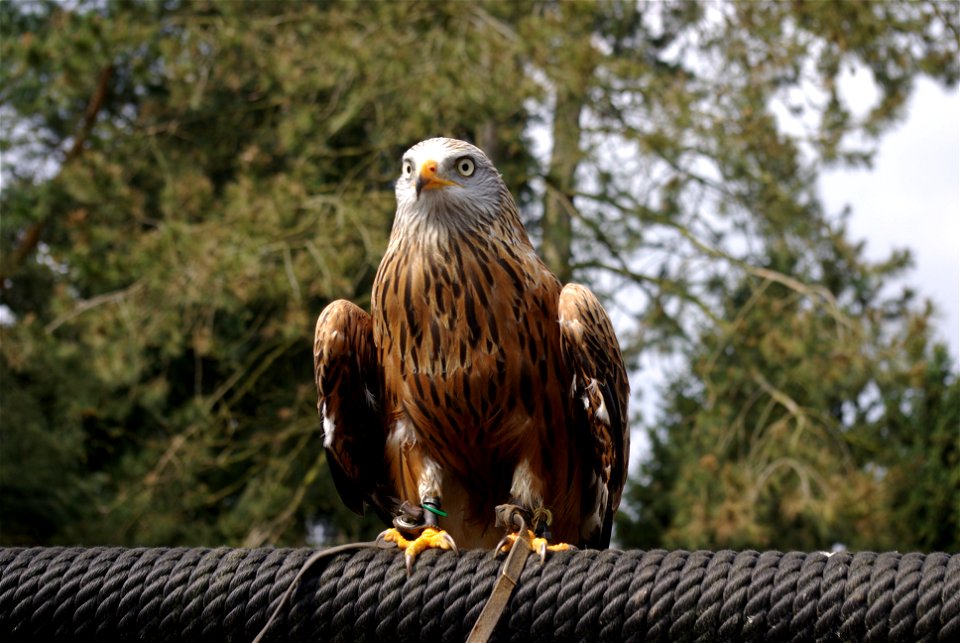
1 547 957 642
251 540 386 643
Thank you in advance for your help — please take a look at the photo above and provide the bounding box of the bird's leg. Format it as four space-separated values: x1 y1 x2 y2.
494 502 573 562
380 496 457 574
527 506 573 561
378 457 457 573
494 460 573 562
422 496 442 528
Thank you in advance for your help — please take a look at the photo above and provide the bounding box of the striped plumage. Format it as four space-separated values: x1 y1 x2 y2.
314 138 629 549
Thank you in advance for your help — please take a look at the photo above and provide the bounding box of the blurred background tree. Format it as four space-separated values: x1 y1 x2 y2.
1 0 956 550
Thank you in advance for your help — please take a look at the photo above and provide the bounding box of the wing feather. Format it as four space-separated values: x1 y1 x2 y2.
313 299 393 522
558 283 630 547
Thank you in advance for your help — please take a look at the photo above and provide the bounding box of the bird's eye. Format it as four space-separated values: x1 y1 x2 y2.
402 159 414 176
455 156 475 177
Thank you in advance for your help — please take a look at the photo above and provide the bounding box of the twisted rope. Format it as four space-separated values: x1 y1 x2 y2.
1 547 956 642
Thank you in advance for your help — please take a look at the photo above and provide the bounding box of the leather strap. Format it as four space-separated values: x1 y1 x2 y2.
253 540 388 643
467 509 532 642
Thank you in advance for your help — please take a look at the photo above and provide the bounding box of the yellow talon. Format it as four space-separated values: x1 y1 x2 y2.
379 527 457 574
532 536 573 553
496 529 573 564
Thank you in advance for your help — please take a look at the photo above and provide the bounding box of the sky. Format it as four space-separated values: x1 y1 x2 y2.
820 77 960 362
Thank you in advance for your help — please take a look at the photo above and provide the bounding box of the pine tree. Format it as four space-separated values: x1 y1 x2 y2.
2 0 956 549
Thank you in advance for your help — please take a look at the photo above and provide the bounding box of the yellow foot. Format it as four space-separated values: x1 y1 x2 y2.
495 529 574 564
378 527 458 574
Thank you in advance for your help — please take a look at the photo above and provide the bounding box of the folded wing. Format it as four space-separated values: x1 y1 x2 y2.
313 299 393 523
558 283 630 547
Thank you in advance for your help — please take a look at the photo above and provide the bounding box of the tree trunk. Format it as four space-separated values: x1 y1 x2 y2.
542 88 584 285
539 4 595 285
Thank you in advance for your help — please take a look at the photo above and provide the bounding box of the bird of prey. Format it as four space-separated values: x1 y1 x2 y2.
314 137 629 567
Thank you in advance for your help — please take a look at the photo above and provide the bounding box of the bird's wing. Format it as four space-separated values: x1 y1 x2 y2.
314 299 393 523
558 283 630 548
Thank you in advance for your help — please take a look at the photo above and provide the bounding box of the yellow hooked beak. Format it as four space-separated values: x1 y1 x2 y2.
415 159 457 198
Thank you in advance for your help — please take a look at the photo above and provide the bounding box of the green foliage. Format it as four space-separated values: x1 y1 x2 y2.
1 0 537 546
1 0 956 550
619 269 959 551
600 1 960 552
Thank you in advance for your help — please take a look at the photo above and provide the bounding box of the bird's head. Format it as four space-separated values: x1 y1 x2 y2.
394 137 510 231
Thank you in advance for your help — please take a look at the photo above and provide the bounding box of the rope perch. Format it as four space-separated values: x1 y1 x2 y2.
1 546 957 641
